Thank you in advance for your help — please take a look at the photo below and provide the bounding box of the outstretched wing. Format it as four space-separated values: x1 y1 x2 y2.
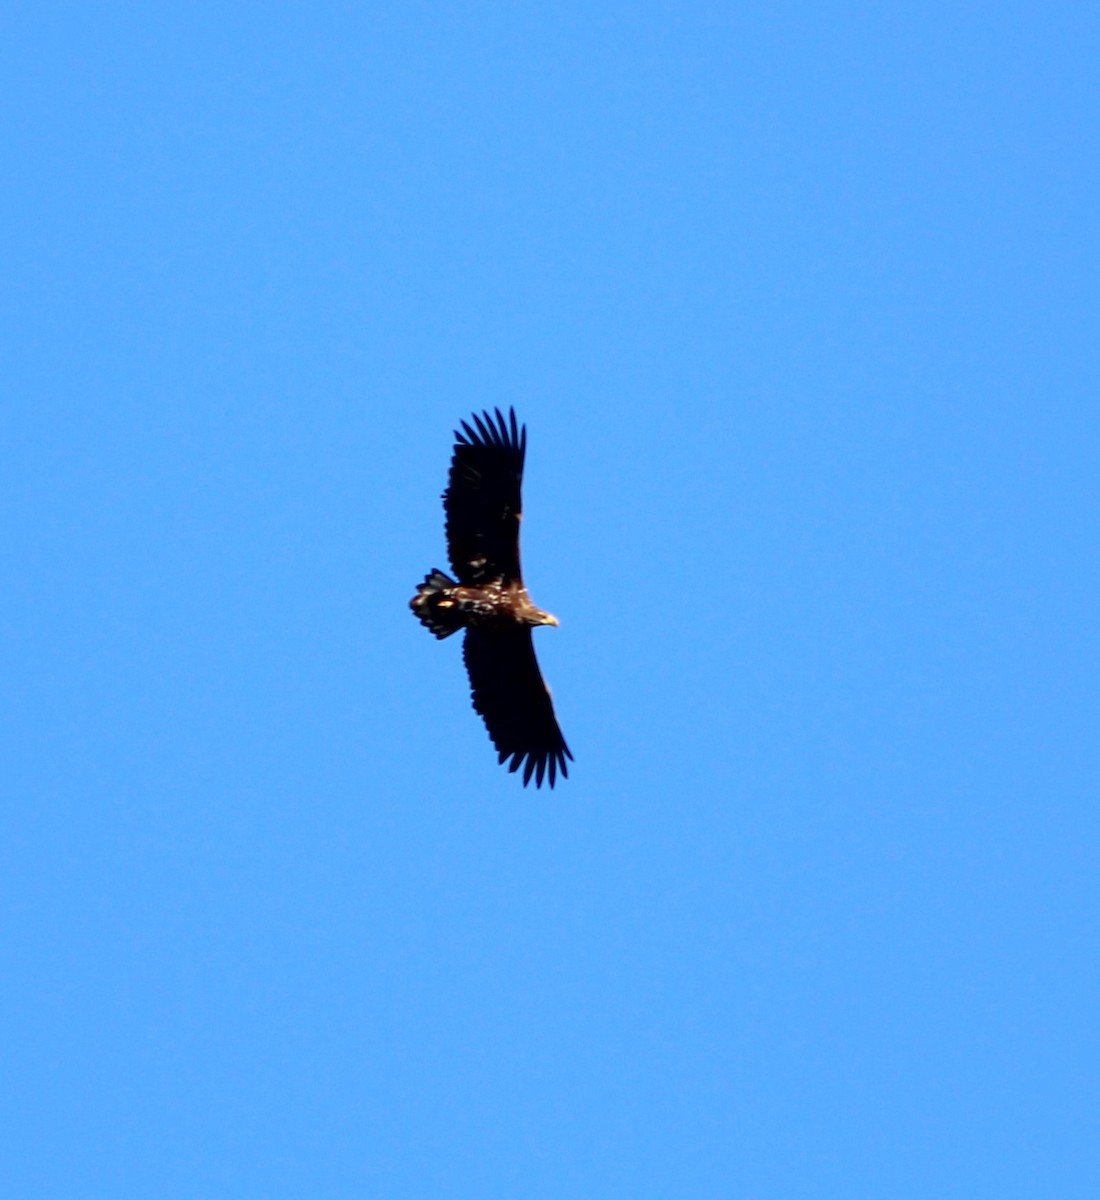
463 627 572 788
444 408 526 585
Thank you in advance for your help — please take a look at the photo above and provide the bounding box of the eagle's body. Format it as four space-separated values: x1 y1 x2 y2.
410 408 571 788
412 573 557 639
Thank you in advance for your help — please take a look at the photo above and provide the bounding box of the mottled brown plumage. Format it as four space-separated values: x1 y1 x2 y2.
410 408 572 788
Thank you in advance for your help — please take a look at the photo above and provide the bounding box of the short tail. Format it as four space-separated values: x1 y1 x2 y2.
410 569 463 639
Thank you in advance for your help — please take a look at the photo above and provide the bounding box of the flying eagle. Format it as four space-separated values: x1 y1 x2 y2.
410 408 572 787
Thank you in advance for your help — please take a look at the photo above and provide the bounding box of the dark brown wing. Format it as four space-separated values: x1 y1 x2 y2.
444 408 526 585
463 627 573 788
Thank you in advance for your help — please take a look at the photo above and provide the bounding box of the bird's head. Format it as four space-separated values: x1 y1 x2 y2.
534 609 559 628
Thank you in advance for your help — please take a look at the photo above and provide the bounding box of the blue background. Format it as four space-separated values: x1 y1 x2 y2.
4 3 1097 1196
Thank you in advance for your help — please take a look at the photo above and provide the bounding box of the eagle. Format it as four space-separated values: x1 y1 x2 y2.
410 408 572 787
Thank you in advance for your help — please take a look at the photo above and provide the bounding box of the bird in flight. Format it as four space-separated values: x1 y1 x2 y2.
410 408 572 787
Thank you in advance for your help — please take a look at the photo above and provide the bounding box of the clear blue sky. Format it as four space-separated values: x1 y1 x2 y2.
4 3 1097 1196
